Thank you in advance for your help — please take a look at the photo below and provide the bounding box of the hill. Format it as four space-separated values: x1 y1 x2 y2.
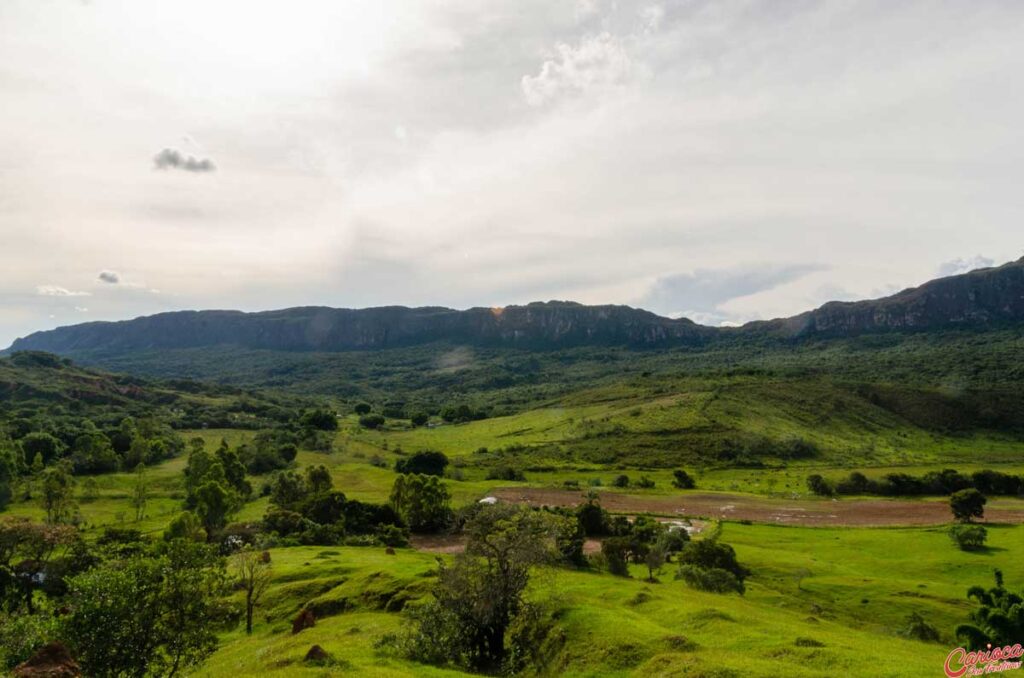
0 350 305 429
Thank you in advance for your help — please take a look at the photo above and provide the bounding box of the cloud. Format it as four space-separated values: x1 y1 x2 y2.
937 256 995 277
36 285 91 297
97 270 120 284
641 264 824 324
521 33 631 106
153 148 216 173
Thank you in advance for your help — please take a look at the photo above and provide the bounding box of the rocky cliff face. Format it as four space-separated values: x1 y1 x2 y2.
763 256 1024 337
6 301 712 353
7 258 1024 354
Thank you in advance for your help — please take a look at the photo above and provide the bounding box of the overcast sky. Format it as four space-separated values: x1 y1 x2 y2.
1 0 1022 347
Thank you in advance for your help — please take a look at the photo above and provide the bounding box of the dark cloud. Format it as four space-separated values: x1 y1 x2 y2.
642 264 825 324
97 270 120 284
937 256 994 277
153 148 216 173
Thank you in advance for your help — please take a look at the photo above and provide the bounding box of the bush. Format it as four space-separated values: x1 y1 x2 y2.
376 523 410 547
950 488 986 523
602 537 631 576
676 564 745 594
394 450 449 477
948 524 988 551
358 415 386 430
612 474 630 488
671 469 695 489
486 466 526 482
901 612 940 643
806 474 834 497
637 476 655 489
674 539 750 594
353 403 372 415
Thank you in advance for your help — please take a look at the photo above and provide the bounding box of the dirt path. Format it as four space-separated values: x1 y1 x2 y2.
487 488 1024 527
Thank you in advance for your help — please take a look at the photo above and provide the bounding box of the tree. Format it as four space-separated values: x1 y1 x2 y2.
806 474 834 497
130 463 148 522
233 546 272 635
353 402 372 415
601 536 631 576
0 447 15 511
394 450 449 476
0 517 77 614
612 474 630 488
40 462 76 524
21 432 65 465
950 489 986 523
61 541 228 678
164 511 207 543
194 480 236 538
359 414 385 430
399 505 558 671
299 408 338 431
955 569 1024 650
270 471 307 510
410 412 429 427
81 478 100 503
644 545 666 582
389 474 451 533
671 469 695 489
949 524 988 551
675 539 750 594
304 465 333 495
576 492 609 536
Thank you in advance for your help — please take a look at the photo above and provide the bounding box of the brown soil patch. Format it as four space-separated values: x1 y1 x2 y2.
13 642 81 678
488 488 1024 527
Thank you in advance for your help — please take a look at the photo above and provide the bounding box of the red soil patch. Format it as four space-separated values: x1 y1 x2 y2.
488 488 1024 527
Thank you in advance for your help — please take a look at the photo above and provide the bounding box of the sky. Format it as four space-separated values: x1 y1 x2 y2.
1 0 1022 347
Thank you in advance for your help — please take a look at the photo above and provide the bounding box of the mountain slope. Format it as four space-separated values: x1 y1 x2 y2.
0 351 304 428
7 258 1024 357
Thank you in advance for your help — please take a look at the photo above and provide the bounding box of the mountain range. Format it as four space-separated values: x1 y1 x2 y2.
6 256 1024 355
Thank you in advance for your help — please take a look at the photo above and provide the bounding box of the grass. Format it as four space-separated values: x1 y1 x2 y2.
193 531 1016 677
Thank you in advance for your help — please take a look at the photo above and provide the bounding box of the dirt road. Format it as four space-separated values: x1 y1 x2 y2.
487 488 1024 527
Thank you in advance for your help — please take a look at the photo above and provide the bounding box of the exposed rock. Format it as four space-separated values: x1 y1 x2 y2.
292 607 316 635
13 642 82 678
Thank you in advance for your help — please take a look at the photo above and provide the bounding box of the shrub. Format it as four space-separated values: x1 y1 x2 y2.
602 537 631 577
612 474 630 488
637 476 655 489
359 415 386 430
376 523 410 548
671 469 695 489
676 564 745 594
394 450 449 477
806 474 834 497
901 612 940 643
950 488 986 523
949 524 988 551
353 403 372 415
486 466 526 481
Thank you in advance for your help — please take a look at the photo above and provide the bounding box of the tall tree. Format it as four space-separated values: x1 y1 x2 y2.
232 546 272 635
130 463 148 522
40 462 76 524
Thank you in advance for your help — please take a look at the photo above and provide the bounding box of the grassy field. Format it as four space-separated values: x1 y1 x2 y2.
191 524 1024 677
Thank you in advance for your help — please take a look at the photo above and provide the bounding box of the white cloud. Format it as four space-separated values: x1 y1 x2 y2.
937 256 995 277
1 1 1024 345
521 33 631 106
36 285 91 297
